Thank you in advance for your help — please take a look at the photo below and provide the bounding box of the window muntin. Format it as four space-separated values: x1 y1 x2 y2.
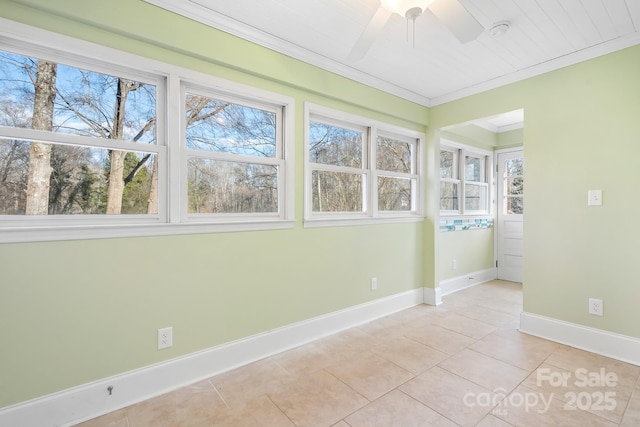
0 49 161 219
183 87 285 218
439 143 491 215
305 105 422 223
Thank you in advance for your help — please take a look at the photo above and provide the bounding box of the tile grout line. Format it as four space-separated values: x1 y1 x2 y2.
208 379 230 410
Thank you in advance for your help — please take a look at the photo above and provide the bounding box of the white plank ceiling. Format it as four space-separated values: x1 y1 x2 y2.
146 0 640 107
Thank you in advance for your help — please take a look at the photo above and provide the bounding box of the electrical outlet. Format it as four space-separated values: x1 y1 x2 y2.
588 298 603 316
452 259 457 270
588 190 602 206
158 327 173 349
371 277 377 291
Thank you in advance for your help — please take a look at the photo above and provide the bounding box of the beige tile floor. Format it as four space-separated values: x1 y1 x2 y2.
76 280 640 426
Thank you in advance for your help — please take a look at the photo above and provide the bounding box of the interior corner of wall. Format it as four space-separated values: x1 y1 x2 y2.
423 286 442 306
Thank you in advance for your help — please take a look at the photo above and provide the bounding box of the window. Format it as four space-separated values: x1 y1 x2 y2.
439 142 491 215
0 49 162 222
308 118 366 213
503 157 524 214
183 86 285 219
376 134 417 212
439 148 460 212
305 103 422 225
0 24 294 242
464 153 488 212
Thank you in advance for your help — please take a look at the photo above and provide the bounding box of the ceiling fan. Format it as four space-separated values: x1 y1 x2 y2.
349 0 484 60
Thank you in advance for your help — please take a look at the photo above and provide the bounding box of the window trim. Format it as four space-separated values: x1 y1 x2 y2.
439 140 492 217
0 19 295 243
304 102 424 227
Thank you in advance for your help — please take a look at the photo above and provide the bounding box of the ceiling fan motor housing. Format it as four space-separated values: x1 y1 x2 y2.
404 6 424 19
381 0 432 17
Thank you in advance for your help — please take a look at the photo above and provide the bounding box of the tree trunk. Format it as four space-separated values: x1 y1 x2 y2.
106 150 127 214
147 155 158 214
105 79 129 214
25 61 57 215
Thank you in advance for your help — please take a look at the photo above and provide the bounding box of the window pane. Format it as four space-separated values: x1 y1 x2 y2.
376 136 411 173
0 50 157 143
507 177 524 195
440 181 458 211
506 158 524 177
309 121 363 167
465 183 487 211
187 158 278 214
185 94 276 157
311 170 362 212
378 176 411 211
440 150 455 179
506 196 524 214
465 156 482 182
0 138 157 215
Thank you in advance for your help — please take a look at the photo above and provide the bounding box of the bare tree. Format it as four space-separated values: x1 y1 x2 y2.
25 60 56 214
106 80 138 214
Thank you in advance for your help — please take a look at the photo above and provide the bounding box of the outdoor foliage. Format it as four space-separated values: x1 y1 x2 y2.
184 93 279 214
308 122 414 213
505 157 524 214
0 50 157 215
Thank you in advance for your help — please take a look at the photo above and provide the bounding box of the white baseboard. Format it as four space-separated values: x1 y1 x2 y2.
423 286 442 306
438 268 497 296
0 288 425 427
520 312 640 366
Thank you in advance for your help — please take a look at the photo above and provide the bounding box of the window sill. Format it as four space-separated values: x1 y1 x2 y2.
0 220 295 243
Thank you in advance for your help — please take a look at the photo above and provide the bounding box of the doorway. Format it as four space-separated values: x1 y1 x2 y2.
496 148 524 282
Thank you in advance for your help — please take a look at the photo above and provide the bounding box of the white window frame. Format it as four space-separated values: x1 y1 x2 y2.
439 140 492 216
0 19 294 243
180 83 288 223
439 146 461 215
304 102 423 227
375 130 420 215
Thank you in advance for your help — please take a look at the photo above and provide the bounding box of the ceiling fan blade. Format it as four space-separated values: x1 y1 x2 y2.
348 5 392 61
429 0 484 44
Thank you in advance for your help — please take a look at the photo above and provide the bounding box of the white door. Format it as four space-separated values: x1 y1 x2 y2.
496 149 524 282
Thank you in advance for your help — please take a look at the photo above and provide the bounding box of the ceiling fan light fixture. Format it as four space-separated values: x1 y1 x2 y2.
380 0 432 18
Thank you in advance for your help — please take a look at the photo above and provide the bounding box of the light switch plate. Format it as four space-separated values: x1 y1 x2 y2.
588 190 602 206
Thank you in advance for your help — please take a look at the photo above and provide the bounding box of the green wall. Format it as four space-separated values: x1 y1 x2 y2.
0 0 428 407
430 45 640 339
438 229 494 281
497 128 524 149
441 125 498 150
